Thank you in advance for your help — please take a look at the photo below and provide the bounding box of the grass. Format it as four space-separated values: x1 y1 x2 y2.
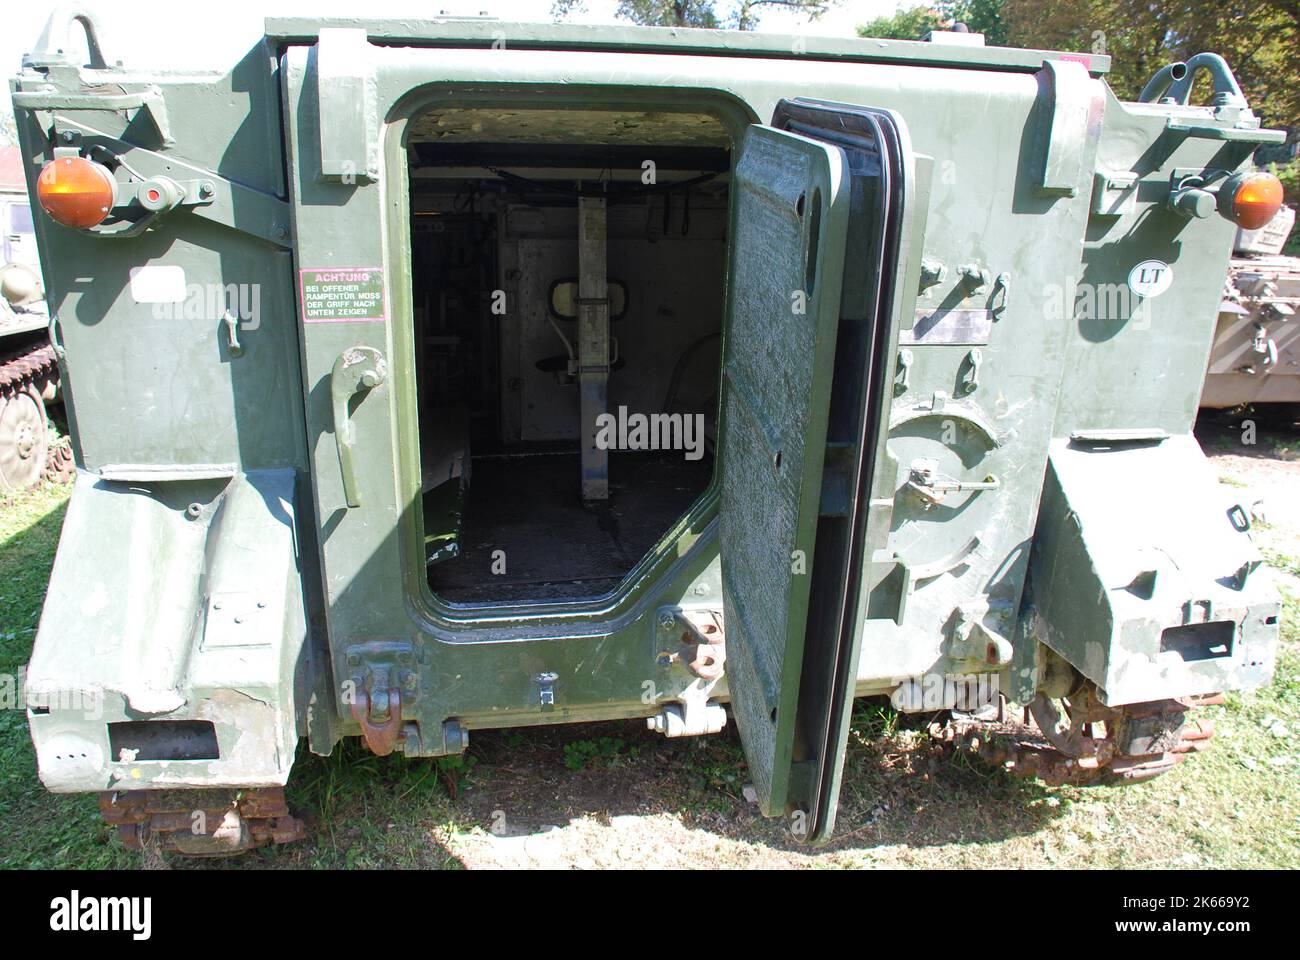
1 467 1297 869
0 481 138 868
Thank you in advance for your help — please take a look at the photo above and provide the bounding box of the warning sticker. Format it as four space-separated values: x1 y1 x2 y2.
299 267 386 323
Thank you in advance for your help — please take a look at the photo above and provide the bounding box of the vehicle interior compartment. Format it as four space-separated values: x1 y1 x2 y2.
407 106 733 604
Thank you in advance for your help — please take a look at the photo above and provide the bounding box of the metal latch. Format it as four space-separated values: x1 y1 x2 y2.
535 672 559 711
906 457 1000 507
1252 323 1278 367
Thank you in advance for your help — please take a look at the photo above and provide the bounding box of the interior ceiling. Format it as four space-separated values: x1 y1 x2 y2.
408 108 731 148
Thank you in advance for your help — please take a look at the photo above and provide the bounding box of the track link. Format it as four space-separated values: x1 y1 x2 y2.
100 787 307 857
0 341 58 397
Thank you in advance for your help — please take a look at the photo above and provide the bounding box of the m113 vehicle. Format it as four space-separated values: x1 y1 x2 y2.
11 7 1285 853
1202 203 1299 409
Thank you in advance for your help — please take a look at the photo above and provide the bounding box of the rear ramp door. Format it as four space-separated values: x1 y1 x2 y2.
719 101 914 841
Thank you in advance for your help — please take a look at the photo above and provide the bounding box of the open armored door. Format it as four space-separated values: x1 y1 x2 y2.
719 100 917 841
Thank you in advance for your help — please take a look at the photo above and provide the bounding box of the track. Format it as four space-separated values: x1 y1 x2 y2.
100 787 307 856
0 340 57 396
934 690 1220 786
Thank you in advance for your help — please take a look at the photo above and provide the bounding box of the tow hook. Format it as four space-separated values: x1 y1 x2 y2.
350 687 404 756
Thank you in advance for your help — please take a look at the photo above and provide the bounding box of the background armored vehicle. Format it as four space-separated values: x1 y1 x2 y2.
10 7 1286 853
1203 203 1299 408
0 145 72 490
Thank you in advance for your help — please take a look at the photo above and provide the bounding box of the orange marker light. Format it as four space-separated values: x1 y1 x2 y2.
36 156 116 229
1226 172 1283 231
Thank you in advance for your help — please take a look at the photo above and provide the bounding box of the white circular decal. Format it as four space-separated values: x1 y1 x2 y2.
1128 260 1173 298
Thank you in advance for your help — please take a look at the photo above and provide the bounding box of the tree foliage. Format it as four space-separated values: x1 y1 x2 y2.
858 1 1008 45
552 0 836 30
859 1 1297 129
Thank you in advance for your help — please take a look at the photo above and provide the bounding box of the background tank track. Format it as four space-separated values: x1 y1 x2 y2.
0 339 73 485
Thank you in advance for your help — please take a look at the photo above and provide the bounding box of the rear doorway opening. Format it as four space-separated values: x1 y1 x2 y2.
406 105 733 604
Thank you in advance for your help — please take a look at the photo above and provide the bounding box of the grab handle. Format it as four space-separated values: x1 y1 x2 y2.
330 346 386 508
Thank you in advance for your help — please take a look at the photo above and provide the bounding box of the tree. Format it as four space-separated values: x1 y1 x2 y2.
733 0 838 30
552 0 837 31
858 5 945 40
1001 0 1298 129
959 0 1010 45
0 112 17 148
859 2 1296 130
857 2 1009 45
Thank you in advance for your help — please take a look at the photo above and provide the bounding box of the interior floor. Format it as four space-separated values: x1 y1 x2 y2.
429 450 712 603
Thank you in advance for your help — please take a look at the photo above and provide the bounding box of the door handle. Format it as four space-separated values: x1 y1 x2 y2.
331 346 386 508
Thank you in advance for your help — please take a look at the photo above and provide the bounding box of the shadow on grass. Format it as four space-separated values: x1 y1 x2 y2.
253 697 1075 866
1195 406 1300 460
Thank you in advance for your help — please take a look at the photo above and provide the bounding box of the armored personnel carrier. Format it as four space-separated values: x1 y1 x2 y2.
0 148 72 490
11 7 1286 853
1203 204 1299 408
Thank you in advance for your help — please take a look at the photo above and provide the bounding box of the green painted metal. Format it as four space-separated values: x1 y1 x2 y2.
10 8 1284 841
262 16 1112 76
27 470 306 792
716 124 848 823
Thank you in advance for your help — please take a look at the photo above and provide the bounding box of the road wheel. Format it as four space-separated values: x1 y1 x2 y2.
0 384 49 491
